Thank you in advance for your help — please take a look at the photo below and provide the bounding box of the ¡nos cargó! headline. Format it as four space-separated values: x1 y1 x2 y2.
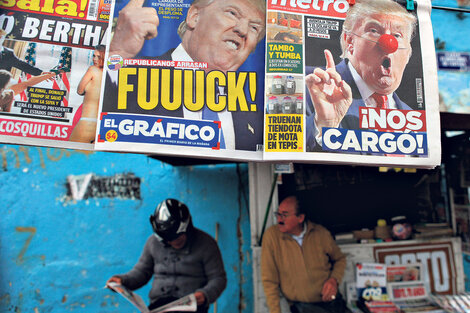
321 108 428 155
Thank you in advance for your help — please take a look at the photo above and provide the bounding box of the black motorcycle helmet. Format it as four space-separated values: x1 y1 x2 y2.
149 198 192 242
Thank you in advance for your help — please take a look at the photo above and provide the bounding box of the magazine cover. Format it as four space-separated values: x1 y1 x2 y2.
356 262 388 301
0 0 111 150
263 0 441 168
386 264 422 283
94 0 267 160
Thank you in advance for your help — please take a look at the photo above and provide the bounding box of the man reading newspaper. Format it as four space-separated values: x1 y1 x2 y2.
106 199 226 313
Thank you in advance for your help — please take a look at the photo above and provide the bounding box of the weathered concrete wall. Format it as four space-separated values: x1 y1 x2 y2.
0 145 253 313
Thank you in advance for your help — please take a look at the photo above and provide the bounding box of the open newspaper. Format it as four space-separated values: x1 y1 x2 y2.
106 282 197 313
0 0 441 168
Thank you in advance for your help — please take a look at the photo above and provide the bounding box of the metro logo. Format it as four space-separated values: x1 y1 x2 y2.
268 0 349 18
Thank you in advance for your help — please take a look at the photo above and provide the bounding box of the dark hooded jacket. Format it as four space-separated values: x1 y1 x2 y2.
118 227 226 307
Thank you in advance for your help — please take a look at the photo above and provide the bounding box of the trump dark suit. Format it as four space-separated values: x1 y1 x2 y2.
305 59 411 152
0 47 42 76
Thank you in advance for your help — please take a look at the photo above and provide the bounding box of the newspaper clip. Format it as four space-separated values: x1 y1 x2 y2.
406 0 415 11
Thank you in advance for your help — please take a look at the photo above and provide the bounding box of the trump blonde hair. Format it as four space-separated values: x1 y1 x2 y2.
340 0 417 58
177 0 266 42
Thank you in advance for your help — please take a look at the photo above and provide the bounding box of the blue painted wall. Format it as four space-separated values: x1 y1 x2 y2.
432 0 470 113
0 145 253 313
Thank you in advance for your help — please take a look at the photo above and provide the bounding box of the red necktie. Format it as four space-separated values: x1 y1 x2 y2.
371 93 388 109
371 93 404 157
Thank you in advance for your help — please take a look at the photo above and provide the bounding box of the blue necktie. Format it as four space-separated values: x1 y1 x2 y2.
202 87 226 149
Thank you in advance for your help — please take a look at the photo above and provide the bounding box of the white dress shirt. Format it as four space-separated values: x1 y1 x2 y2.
347 61 397 109
290 222 307 246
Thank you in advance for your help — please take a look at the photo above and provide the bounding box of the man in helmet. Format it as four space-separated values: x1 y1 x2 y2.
106 198 227 312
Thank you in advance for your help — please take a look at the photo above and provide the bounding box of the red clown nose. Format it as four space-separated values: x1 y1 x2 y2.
378 34 398 54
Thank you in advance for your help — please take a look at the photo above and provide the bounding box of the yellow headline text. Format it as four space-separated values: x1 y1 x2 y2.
265 114 303 151
268 43 301 59
117 68 258 112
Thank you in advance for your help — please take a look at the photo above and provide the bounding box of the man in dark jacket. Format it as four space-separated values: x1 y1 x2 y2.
106 199 226 312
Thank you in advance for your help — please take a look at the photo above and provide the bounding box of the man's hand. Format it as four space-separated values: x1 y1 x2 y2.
106 276 122 287
109 0 159 59
38 72 57 82
41 71 56 81
194 291 206 306
321 277 338 302
305 49 352 137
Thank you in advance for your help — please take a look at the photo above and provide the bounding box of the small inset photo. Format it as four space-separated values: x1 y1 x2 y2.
266 74 304 115
267 12 303 44
266 95 304 115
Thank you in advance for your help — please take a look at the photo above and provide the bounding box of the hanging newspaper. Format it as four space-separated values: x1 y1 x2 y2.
93 0 267 160
0 0 442 168
263 0 441 168
0 0 111 150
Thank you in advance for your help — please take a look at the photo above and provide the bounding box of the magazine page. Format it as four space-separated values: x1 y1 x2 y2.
355 262 388 301
263 0 441 168
107 281 149 313
0 0 111 150
386 264 422 283
149 293 197 313
94 0 266 161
